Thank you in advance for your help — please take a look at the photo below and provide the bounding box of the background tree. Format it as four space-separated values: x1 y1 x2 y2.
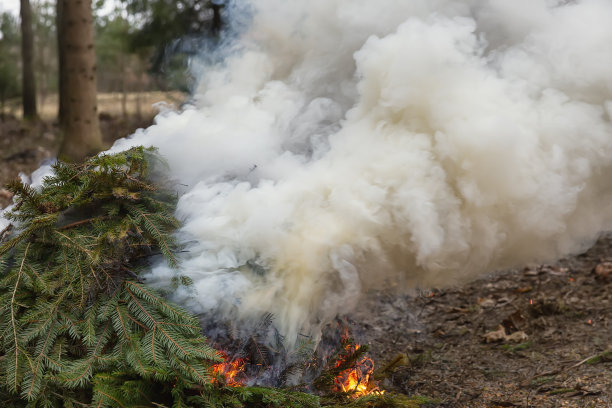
32 0 57 111
57 0 102 162
96 14 130 118
96 12 151 119
20 0 37 119
121 0 220 91
0 12 21 120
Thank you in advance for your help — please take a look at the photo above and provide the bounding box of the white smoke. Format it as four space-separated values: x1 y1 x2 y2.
111 0 612 345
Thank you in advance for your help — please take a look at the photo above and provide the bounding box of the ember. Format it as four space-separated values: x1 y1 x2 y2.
210 353 246 387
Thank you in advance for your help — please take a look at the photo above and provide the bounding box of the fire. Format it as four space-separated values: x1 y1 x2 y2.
210 353 245 387
333 343 385 398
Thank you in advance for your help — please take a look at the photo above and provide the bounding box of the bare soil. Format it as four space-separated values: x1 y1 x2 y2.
353 242 611 407
2 116 610 407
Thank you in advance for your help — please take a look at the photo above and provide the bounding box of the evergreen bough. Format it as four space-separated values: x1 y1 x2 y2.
0 147 221 407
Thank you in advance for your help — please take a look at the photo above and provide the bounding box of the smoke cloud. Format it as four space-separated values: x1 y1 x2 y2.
111 0 612 345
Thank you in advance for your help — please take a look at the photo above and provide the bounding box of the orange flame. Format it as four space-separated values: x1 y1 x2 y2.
210 353 245 387
333 343 384 397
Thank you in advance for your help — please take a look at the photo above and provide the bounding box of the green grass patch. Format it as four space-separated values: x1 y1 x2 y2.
585 350 612 365
408 351 434 368
500 341 532 353
529 375 556 387
548 388 576 395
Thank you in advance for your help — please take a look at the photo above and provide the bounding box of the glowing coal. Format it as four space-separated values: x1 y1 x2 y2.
109 0 612 349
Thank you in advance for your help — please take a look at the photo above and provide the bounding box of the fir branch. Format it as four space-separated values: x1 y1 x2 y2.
0 147 216 406
127 204 178 267
9 243 30 393
58 217 108 231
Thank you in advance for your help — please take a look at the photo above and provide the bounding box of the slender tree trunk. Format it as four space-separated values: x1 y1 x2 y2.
121 53 127 119
136 73 142 120
57 0 102 162
20 0 37 119
211 3 223 35
36 30 47 112
56 0 65 124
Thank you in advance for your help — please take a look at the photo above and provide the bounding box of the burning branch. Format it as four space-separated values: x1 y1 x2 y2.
210 352 246 387
314 337 384 398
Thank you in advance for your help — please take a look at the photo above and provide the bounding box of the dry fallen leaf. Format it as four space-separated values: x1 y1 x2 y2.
593 263 612 282
505 331 529 343
484 326 508 343
0 188 13 209
483 325 528 343
478 298 497 308
514 286 532 294
0 188 13 200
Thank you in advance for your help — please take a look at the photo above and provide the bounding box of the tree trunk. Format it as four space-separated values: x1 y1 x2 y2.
136 72 142 120
20 0 37 120
121 53 127 119
36 26 47 112
211 3 223 35
56 0 65 124
57 0 102 162
1 92 5 122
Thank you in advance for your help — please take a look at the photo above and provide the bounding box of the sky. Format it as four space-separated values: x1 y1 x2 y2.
0 0 20 16
0 0 116 16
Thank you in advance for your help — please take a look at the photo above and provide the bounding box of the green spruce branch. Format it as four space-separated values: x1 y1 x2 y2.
0 147 220 407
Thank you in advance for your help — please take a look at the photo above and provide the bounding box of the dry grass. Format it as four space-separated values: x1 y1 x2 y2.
3 91 186 120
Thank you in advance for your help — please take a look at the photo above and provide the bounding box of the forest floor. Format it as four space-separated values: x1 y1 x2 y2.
353 241 611 408
0 111 155 207
1 113 610 408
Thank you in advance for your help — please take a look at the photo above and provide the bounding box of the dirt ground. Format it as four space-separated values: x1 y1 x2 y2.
1 115 610 408
0 90 184 208
0 113 154 207
353 243 611 407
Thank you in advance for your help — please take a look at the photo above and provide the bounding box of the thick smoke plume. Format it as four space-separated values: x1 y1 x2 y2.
111 0 612 346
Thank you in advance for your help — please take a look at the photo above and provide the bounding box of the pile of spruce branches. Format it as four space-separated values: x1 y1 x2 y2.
0 147 434 408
